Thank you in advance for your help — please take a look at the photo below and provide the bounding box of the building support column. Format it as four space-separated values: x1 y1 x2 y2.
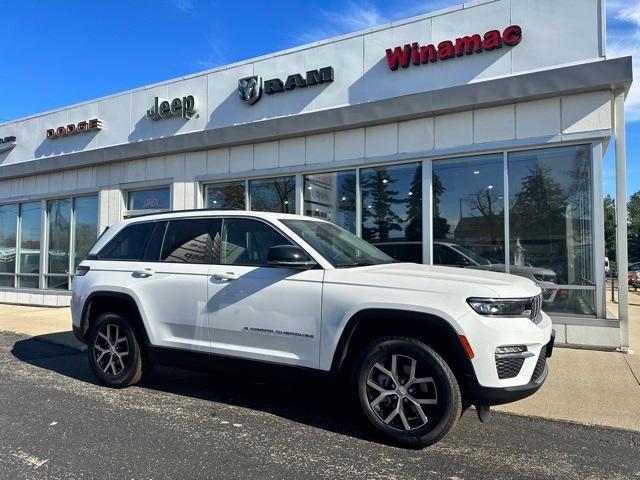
614 90 630 353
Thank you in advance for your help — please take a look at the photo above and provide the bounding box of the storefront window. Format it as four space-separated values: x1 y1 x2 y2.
127 187 170 212
46 199 71 290
0 205 17 287
18 202 41 288
249 176 296 213
205 182 245 210
432 154 505 269
508 145 594 315
304 171 357 233
73 196 98 270
360 162 422 263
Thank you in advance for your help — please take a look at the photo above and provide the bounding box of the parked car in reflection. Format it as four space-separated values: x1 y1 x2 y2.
433 241 558 302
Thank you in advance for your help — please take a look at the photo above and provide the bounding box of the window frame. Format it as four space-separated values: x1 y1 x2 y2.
125 186 171 218
203 181 247 210
42 194 100 291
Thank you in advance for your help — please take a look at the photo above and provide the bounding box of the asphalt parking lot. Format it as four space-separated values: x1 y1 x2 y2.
1 331 639 480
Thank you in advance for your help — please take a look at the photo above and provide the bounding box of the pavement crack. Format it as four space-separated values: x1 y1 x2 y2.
622 355 640 387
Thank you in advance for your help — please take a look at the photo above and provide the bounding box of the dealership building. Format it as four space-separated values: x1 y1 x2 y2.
0 0 632 349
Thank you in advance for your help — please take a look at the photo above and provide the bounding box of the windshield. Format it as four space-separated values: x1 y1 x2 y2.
281 219 396 268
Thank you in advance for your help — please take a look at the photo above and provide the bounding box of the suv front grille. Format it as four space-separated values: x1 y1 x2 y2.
496 357 525 379
531 345 547 381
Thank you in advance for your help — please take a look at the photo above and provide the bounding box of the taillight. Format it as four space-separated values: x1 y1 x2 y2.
75 266 90 276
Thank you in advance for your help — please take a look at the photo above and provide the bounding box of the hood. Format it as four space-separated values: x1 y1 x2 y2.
327 263 542 298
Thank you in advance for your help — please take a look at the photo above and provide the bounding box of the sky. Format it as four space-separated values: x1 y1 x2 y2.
0 0 637 198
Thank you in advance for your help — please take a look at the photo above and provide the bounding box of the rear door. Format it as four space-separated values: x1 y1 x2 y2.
133 217 221 352
207 217 323 368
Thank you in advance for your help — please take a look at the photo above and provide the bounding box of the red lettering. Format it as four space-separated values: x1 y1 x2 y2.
503 25 522 46
411 43 420 65
437 40 455 60
482 30 502 50
455 34 482 56
420 44 437 64
385 44 412 70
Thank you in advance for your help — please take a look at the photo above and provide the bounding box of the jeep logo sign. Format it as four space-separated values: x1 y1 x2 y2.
238 67 334 106
147 95 197 120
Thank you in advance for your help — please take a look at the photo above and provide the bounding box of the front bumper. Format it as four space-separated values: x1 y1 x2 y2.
468 331 554 406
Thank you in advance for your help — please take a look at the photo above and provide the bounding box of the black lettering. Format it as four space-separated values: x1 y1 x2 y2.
159 100 171 117
146 96 160 120
306 69 321 86
170 98 182 116
183 95 196 117
319 66 334 83
264 78 284 94
285 74 306 90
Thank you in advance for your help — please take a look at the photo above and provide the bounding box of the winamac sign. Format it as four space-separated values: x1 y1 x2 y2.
385 25 522 71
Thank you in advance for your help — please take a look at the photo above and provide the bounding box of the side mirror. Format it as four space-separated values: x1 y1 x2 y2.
267 245 316 269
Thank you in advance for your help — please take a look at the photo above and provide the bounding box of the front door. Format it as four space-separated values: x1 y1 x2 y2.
207 217 323 368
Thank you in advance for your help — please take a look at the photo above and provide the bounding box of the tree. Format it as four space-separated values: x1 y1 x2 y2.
510 164 566 241
603 194 616 261
628 191 640 237
432 173 450 240
361 169 403 241
467 186 503 245
405 165 422 241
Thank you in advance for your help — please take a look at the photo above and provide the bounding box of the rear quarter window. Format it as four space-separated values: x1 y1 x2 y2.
98 221 166 261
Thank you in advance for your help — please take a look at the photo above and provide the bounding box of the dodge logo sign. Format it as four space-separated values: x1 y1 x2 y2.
238 76 263 105
0 136 16 154
46 119 102 139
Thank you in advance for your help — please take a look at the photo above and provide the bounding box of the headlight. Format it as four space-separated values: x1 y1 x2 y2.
533 273 556 283
467 296 542 322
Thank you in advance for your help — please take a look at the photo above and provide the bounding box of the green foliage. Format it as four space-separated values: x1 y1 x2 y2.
604 194 616 261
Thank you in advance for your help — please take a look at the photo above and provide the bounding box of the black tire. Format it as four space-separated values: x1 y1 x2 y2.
353 336 461 448
87 312 144 388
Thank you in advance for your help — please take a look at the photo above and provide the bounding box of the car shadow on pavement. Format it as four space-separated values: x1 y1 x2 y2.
11 334 386 445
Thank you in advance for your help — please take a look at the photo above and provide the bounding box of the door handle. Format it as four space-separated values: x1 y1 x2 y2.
213 272 240 281
133 268 155 278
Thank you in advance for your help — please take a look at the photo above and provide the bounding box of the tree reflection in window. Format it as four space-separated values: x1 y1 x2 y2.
249 177 296 213
360 163 422 263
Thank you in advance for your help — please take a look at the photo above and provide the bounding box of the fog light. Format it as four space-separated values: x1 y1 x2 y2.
495 345 527 354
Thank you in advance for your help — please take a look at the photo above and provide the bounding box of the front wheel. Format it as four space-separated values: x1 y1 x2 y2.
353 336 461 448
87 313 144 388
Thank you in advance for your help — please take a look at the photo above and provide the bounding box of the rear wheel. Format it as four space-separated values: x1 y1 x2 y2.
87 312 144 388
353 336 461 448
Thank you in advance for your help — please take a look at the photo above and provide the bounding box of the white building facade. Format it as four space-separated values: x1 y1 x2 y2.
0 0 632 349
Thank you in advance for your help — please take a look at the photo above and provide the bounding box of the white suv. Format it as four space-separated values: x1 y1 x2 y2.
72 210 554 448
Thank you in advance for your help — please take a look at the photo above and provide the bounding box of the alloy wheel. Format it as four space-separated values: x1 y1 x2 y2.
93 323 130 376
366 354 438 431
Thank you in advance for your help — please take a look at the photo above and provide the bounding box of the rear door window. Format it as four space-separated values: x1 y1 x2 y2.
160 218 222 264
